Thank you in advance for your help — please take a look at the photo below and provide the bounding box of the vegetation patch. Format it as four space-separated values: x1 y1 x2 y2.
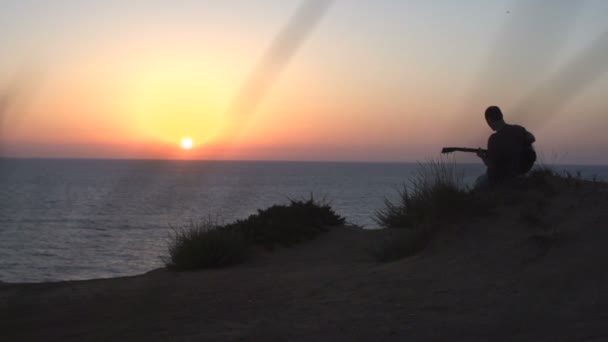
514 166 559 196
165 198 345 271
515 164 601 195
229 197 345 250
373 161 604 263
374 159 488 230
166 221 250 271
373 159 494 262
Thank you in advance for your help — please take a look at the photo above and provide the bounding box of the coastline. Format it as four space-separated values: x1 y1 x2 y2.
2 180 608 340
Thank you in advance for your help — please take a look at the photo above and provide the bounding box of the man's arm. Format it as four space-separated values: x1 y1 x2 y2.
482 134 500 169
477 148 489 166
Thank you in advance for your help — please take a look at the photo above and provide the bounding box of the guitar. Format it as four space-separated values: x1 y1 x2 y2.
441 147 487 154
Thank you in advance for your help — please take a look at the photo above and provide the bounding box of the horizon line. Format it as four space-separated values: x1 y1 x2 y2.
1 156 608 167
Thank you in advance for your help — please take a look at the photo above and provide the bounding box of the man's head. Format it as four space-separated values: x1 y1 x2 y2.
484 106 505 131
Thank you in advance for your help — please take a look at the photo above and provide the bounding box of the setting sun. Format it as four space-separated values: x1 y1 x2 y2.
180 137 193 149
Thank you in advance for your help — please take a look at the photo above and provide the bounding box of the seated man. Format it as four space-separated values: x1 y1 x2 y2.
476 106 536 187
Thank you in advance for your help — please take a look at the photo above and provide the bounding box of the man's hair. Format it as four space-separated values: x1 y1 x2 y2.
485 106 503 122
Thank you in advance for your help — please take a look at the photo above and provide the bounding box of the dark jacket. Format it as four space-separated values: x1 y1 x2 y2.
486 124 534 184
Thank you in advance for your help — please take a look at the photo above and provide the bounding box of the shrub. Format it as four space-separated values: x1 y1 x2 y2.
165 221 250 271
230 197 345 249
165 197 345 270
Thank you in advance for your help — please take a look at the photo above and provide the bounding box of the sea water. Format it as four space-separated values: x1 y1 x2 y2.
1 158 606 282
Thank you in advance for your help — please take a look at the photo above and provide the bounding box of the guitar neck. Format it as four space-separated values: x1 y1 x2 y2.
441 147 487 154
452 148 479 153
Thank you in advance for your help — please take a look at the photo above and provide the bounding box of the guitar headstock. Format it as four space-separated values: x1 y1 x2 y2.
441 147 457 154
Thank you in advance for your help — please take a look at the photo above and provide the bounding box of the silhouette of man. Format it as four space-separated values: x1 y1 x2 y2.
476 106 536 187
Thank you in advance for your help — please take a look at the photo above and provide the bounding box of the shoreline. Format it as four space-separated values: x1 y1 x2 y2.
2 180 608 340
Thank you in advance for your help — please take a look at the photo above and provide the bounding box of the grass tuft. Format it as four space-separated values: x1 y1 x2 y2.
373 158 493 261
166 221 250 271
374 158 484 229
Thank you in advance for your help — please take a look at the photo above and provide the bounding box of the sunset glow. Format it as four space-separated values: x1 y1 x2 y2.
1 1 608 163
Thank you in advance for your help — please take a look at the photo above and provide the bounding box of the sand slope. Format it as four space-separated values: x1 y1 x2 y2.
2 180 608 341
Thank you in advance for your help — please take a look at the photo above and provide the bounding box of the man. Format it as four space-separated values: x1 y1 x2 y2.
476 106 536 186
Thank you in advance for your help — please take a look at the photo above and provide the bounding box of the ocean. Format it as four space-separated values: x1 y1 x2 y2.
1 158 606 283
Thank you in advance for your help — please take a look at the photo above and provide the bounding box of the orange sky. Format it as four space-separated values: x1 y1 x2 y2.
1 1 608 164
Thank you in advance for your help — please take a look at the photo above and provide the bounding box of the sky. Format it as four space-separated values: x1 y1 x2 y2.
1 0 607 164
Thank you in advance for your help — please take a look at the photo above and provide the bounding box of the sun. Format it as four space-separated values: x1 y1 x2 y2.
180 137 193 149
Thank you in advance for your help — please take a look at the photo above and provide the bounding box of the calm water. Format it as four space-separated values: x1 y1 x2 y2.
1 158 606 283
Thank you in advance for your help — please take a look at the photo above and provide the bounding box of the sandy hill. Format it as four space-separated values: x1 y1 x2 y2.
1 178 608 341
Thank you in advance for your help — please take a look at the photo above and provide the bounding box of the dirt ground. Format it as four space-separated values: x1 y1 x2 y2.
2 180 608 341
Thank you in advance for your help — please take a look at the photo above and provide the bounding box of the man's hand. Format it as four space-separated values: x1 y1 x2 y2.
476 148 489 166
